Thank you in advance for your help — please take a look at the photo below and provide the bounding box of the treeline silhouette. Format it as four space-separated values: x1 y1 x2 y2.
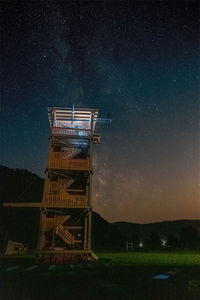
0 165 200 252
126 227 200 250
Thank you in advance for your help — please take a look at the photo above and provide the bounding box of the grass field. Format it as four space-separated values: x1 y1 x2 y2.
98 251 200 266
1 251 200 300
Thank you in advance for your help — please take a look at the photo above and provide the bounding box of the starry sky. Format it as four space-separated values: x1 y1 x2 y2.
1 1 199 223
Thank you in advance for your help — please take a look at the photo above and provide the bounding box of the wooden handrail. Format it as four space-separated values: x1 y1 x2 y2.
56 223 74 245
44 194 88 207
52 127 91 137
47 153 91 170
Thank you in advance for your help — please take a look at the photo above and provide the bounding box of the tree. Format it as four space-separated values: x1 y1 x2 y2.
143 237 152 249
166 234 179 248
150 232 161 248
180 226 199 249
132 234 139 247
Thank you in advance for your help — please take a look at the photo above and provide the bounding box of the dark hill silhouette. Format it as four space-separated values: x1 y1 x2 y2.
0 165 199 251
92 212 125 250
113 219 200 242
0 165 43 204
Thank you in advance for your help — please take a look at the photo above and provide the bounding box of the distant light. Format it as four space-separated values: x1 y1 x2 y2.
78 131 85 136
139 242 143 247
161 239 167 246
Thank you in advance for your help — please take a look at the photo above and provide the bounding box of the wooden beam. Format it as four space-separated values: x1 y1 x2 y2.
65 226 82 229
3 202 42 208
3 202 91 209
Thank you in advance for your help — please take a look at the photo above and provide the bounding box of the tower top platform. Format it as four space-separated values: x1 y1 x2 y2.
48 106 98 133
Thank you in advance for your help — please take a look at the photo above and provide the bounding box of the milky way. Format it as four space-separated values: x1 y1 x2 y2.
1 1 199 222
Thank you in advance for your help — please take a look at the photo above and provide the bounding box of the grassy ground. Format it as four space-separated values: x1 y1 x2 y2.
0 251 200 300
98 251 200 266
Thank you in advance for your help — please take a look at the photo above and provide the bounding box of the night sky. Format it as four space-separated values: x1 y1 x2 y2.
1 1 199 223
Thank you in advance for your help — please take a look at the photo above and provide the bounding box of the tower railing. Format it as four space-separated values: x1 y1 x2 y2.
47 152 91 170
52 127 91 137
43 194 88 207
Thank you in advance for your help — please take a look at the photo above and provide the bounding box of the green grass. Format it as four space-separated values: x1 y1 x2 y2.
97 251 200 267
1 251 200 300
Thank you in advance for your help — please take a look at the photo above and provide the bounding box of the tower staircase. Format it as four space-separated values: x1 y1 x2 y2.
57 178 74 191
61 146 81 159
56 223 75 246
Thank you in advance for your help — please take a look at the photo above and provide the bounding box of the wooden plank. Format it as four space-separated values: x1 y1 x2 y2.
3 202 42 208
3 202 90 209
65 226 82 229
35 249 95 254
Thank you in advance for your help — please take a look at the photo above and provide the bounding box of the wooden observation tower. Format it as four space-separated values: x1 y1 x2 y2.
4 106 111 263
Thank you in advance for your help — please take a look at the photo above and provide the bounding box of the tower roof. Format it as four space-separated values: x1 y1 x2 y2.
48 106 99 132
